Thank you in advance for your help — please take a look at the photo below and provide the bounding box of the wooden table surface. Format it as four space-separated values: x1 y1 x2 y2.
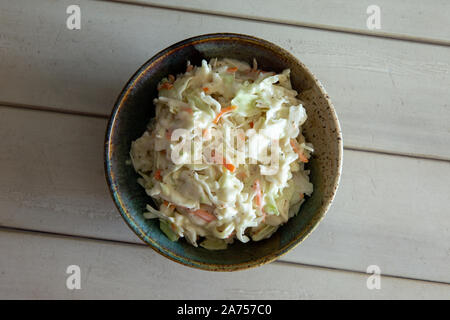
0 0 449 299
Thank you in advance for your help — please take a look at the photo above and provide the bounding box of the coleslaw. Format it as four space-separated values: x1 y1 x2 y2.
130 58 313 249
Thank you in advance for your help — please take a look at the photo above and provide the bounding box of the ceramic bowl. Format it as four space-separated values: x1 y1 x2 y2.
104 33 343 271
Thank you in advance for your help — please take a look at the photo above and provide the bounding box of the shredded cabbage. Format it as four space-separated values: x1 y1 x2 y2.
131 58 313 248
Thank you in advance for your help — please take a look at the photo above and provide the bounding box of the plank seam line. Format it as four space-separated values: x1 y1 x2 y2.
100 0 450 47
1 102 449 163
1 225 449 286
275 260 450 287
0 101 108 119
343 147 450 163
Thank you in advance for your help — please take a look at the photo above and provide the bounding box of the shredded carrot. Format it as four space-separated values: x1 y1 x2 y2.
202 87 209 93
227 67 238 73
181 107 193 114
202 128 210 139
223 161 235 173
190 209 217 222
253 179 263 208
210 149 235 172
165 129 172 140
213 105 237 124
249 121 254 128
298 152 309 163
261 209 266 222
163 200 174 209
221 156 235 172
186 64 193 72
158 82 173 90
290 139 299 151
290 139 309 163
253 179 266 221
154 169 162 181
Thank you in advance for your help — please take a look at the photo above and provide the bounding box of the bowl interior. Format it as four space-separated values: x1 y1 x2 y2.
105 33 342 271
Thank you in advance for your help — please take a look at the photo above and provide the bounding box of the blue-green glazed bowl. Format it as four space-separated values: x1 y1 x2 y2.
105 33 343 271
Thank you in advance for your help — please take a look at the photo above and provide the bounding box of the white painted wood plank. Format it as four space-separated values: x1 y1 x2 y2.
120 0 450 44
1 229 449 299
0 0 449 159
1 106 449 283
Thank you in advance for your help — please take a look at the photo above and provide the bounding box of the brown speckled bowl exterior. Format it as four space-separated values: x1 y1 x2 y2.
104 33 343 271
